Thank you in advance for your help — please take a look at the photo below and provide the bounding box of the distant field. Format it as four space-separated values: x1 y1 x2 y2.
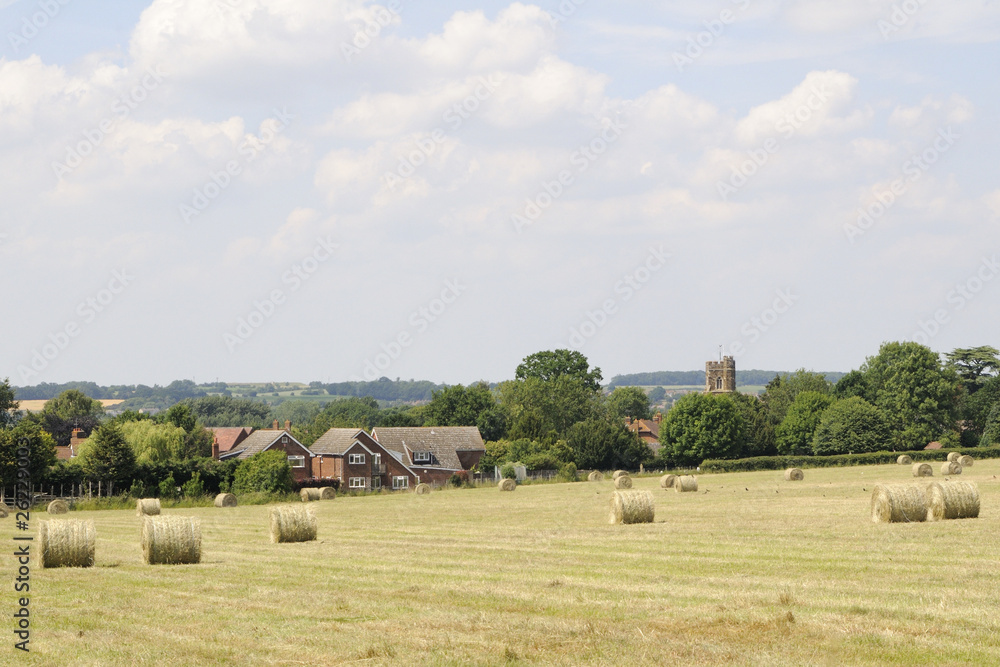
11 462 1000 665
16 399 125 413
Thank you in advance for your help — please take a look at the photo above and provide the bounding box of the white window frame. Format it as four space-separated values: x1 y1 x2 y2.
287 455 306 468
413 451 431 463
349 477 366 489
349 453 365 465
392 476 409 490
373 453 381 465
372 476 382 490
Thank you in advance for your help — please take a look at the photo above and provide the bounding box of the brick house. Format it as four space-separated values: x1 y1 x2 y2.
219 426 314 482
370 426 485 486
309 428 418 491
208 427 253 459
626 414 662 456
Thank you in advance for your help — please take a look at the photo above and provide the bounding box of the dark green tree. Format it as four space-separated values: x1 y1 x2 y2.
729 392 777 457
25 389 105 447
515 349 603 393
945 346 1000 393
0 378 19 428
566 418 650 470
832 370 871 401
606 386 652 421
423 382 508 440
78 421 136 491
812 397 890 455
776 391 836 455
648 387 667 405
659 393 745 465
0 420 57 488
498 375 598 439
231 450 293 494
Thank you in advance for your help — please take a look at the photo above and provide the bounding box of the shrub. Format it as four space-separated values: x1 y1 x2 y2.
128 479 147 498
557 462 578 482
182 472 204 498
158 474 177 499
232 451 294 494
812 397 890 455
500 463 516 480
449 471 470 487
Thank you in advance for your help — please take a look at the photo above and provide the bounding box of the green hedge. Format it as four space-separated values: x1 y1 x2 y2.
700 446 1000 473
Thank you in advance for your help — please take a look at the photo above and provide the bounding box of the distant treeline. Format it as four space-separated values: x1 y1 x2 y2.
607 370 847 388
13 380 211 406
325 379 446 402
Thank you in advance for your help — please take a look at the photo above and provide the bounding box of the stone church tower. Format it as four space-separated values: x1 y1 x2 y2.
705 355 736 394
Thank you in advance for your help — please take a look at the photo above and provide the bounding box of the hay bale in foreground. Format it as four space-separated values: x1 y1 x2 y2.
47 499 69 515
870 484 927 523
136 498 161 517
0 504 8 519
941 461 962 476
214 493 237 508
300 488 321 502
40 519 95 568
659 474 676 489
318 487 336 500
613 475 633 490
414 483 431 495
498 478 517 492
612 470 629 480
911 462 933 477
784 468 804 481
896 455 913 465
947 451 961 463
269 506 317 543
142 515 201 565
925 481 980 521
609 490 655 525
587 471 604 482
958 455 974 468
674 476 698 493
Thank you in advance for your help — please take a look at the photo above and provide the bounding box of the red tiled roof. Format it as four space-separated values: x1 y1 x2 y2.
924 441 943 450
209 427 253 453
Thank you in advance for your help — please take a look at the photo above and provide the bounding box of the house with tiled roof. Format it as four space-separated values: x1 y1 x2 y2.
208 427 253 458
370 426 485 485
626 415 662 456
309 428 419 491
219 424 313 481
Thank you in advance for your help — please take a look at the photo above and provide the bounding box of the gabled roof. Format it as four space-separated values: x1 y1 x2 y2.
222 429 309 461
309 428 369 455
627 419 659 439
371 426 484 470
209 427 253 453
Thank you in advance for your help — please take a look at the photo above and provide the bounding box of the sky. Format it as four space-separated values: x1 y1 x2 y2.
1 0 998 387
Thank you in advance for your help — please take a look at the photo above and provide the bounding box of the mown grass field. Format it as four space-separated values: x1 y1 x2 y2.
6 462 1000 665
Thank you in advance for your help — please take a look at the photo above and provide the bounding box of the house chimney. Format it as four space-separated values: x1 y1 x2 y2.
273 419 279 429
70 428 83 444
284 420 291 432
211 435 220 460
653 412 662 423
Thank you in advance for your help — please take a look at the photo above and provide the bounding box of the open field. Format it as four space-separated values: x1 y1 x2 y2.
7 463 1000 665
16 399 125 413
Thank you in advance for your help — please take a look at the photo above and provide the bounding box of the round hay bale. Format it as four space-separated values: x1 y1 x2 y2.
136 498 161 517
414 483 431 495
214 493 237 508
0 504 9 519
896 455 912 465
947 451 961 463
674 476 698 493
142 515 201 565
609 490 655 525
269 505 317 543
941 461 962 476
958 455 974 468
318 487 336 500
587 471 604 482
47 499 69 515
659 474 677 489
498 478 517 492
784 468 804 481
925 481 980 521
612 470 629 480
870 483 927 523
300 488 321 502
39 519 95 568
613 475 633 490
911 462 933 477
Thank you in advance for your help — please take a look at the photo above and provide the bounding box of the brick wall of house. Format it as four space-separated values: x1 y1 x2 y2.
264 436 313 482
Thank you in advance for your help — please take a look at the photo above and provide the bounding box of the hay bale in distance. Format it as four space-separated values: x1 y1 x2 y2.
269 506 317 543
609 490 655 525
214 493 237 508
896 455 913 465
941 461 962 476
498 478 517 492
613 475 633 490
300 488 321 502
136 498 161 517
925 481 980 521
674 476 698 493
612 470 629 480
870 483 927 523
47 499 69 515
414 483 431 495
958 455 974 468
587 471 604 482
39 519 96 568
947 451 961 463
318 487 336 500
142 515 202 564
911 462 933 477
659 474 677 489
784 468 804 481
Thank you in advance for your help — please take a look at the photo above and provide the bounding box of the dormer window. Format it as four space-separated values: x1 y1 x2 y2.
413 451 431 463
